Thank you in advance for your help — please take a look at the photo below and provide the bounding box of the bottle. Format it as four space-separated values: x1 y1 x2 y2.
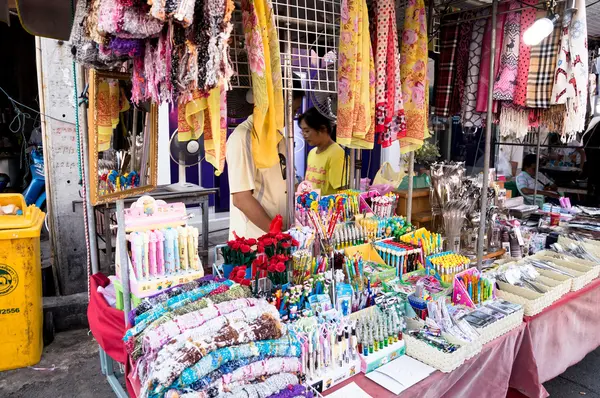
350 327 358 360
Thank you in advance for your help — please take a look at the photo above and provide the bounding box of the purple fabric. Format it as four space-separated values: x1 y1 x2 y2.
108 37 145 57
269 384 314 398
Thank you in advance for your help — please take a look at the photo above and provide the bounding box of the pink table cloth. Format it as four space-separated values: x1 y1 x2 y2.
509 278 600 398
324 323 526 398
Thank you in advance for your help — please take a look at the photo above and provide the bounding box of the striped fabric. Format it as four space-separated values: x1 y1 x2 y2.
434 20 459 117
526 10 561 108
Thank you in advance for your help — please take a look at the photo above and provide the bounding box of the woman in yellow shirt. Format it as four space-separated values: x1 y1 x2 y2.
299 107 348 195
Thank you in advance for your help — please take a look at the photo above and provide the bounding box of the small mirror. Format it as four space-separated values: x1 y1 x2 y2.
88 70 158 205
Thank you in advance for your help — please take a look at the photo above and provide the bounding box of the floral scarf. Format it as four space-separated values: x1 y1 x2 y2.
241 0 284 168
177 87 227 174
337 0 376 149
399 0 428 154
493 1 520 101
372 0 406 148
462 13 488 128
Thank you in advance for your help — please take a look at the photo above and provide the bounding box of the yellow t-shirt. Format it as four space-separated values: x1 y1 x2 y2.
305 142 347 195
226 116 288 240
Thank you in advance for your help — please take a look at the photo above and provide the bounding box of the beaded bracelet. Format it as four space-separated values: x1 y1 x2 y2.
147 304 282 388
128 285 251 359
143 297 263 355
268 384 314 398
145 335 302 397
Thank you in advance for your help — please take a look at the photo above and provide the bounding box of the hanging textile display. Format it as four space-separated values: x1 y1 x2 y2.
462 12 488 128
493 1 520 101
241 0 285 167
434 19 459 117
525 9 562 108
551 0 588 141
513 0 537 107
399 0 428 154
449 15 474 116
499 102 529 139
476 5 506 113
372 0 406 148
337 0 376 149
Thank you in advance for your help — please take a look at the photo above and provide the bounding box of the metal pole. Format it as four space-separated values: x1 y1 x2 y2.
476 0 497 270
283 25 295 227
130 108 138 173
116 199 131 326
406 151 415 223
533 128 541 206
349 149 356 189
77 65 100 275
356 149 362 189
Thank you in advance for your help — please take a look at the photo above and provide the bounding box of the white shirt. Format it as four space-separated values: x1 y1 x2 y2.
516 171 553 205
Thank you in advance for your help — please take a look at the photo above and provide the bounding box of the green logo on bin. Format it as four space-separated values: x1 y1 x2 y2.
0 265 18 296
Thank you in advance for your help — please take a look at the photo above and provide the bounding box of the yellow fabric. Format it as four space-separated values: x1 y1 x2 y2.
177 88 226 175
242 0 284 169
96 78 119 152
226 116 287 240
336 0 375 149
399 0 429 154
305 143 347 195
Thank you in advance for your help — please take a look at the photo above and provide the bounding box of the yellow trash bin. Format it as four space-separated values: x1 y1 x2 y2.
0 194 45 371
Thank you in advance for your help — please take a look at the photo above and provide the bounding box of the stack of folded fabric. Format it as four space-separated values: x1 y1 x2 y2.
123 275 310 398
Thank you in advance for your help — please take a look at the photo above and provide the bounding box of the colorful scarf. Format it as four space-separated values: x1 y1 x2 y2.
337 0 376 149
525 9 561 108
462 13 488 128
96 78 127 152
399 0 428 154
513 0 538 106
434 19 459 117
476 6 506 113
493 1 520 101
241 0 284 168
450 16 473 116
551 0 588 140
177 87 227 175
373 0 406 147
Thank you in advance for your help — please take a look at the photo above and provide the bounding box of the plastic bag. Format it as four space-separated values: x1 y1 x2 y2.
372 162 405 188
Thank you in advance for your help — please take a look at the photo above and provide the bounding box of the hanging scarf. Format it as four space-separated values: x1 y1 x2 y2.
399 0 428 154
551 0 588 140
450 16 473 116
241 0 284 168
337 0 376 149
493 1 520 101
499 102 529 139
96 78 126 152
476 6 506 113
525 9 561 108
462 13 488 128
373 0 406 147
434 19 459 117
513 0 537 106
177 87 227 175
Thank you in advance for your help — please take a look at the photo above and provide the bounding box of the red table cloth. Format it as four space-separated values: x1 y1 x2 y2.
509 278 600 398
324 323 526 398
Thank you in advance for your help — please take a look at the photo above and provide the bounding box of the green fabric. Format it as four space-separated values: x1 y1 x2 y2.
398 174 431 190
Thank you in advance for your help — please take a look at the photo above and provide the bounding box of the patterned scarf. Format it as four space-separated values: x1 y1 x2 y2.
462 13 488 128
177 87 227 175
337 0 376 149
513 0 537 106
399 0 429 154
525 9 561 108
434 19 459 117
373 0 406 148
241 0 285 168
476 7 506 113
493 1 520 101
450 16 473 116
551 0 588 140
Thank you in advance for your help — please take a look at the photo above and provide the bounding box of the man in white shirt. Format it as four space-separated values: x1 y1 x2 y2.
516 154 560 205
226 85 304 240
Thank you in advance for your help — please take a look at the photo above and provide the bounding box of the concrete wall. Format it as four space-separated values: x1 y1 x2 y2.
36 38 87 295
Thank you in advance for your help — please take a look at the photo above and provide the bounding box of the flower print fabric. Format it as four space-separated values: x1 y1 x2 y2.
399 0 429 154
337 0 376 149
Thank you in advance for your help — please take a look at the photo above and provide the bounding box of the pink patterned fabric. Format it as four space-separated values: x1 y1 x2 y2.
513 0 538 106
476 5 506 113
493 1 520 100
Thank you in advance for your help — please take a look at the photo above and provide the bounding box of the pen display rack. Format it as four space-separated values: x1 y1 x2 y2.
452 268 495 308
115 196 204 298
425 251 469 288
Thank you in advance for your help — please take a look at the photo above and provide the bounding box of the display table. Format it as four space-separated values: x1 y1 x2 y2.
509 278 600 398
324 323 526 398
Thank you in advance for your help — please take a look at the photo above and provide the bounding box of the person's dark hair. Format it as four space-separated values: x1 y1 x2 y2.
293 78 305 100
523 153 537 169
298 107 334 139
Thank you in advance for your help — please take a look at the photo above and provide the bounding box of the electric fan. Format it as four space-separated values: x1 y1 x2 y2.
310 53 338 121
165 132 205 192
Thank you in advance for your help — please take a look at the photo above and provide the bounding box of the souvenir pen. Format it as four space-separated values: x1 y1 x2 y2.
149 231 157 277
142 231 150 279
164 228 176 274
129 232 143 280
155 229 165 276
172 227 181 271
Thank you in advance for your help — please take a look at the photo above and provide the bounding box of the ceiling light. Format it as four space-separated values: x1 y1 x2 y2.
523 14 559 46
